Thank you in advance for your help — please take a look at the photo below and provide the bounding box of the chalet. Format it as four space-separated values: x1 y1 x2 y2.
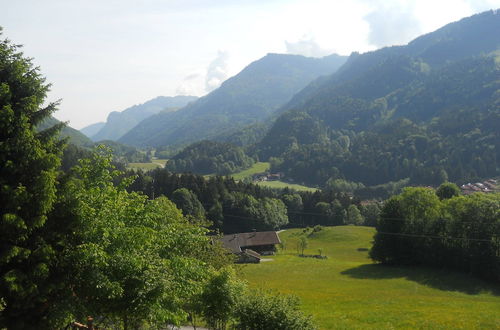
220 231 281 263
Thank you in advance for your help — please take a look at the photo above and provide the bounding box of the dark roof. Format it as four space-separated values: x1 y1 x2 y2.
243 249 261 259
220 231 281 253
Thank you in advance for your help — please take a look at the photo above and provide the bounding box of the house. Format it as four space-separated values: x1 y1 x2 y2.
220 231 281 263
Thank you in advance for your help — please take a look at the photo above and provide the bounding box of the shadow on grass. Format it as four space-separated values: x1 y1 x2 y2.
341 264 500 296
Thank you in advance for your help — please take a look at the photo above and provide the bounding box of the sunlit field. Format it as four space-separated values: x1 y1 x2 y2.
240 226 500 329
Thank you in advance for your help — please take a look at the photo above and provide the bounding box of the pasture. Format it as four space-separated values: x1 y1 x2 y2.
127 160 165 171
256 180 318 192
239 226 500 329
230 162 270 180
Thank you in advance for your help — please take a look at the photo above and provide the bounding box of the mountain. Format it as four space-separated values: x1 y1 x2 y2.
119 53 348 147
80 122 105 138
282 10 500 114
254 10 500 188
92 95 198 142
38 116 94 147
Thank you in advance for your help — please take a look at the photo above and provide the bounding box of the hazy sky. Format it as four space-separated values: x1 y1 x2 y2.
1 0 498 129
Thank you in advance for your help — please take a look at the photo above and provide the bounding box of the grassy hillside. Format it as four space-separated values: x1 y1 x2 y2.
239 226 500 329
230 162 270 180
256 180 318 192
127 162 164 171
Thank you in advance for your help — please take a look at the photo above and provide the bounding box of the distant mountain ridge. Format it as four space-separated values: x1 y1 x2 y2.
91 95 198 141
119 53 348 147
80 122 105 137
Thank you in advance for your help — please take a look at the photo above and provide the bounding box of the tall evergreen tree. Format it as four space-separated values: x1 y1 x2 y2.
0 29 63 327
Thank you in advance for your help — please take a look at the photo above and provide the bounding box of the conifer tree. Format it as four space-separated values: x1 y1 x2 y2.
0 29 63 327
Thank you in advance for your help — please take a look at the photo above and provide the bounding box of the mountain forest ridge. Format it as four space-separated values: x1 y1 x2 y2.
73 10 499 190
118 53 348 147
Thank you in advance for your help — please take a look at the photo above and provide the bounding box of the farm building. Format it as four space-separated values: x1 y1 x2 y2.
220 231 281 263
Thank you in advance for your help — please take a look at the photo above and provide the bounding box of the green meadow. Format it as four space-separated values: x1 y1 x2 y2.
127 162 164 171
256 180 318 192
239 226 500 329
152 159 168 166
230 162 270 180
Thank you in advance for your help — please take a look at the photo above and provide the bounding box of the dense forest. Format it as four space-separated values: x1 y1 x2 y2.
255 54 499 188
126 168 380 233
166 140 256 175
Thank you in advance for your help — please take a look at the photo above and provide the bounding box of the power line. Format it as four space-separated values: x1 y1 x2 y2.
375 231 495 242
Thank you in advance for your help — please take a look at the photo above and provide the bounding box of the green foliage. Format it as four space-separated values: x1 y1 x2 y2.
97 140 151 163
235 289 317 330
49 148 232 327
0 31 63 328
297 236 308 255
128 167 366 233
359 202 381 227
172 188 206 220
167 140 256 175
222 193 289 233
326 179 364 193
345 204 364 226
436 182 461 200
200 267 245 330
371 188 500 281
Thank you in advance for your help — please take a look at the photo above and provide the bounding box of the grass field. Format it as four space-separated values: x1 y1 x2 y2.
230 162 270 180
152 159 168 166
127 162 161 171
239 226 500 329
127 159 168 171
256 180 318 192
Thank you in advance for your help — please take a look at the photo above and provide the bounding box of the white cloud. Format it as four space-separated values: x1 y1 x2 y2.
176 73 205 96
205 51 230 92
364 1 421 47
285 36 333 57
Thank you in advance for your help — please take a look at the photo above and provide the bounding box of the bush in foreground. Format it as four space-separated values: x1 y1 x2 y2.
235 289 317 330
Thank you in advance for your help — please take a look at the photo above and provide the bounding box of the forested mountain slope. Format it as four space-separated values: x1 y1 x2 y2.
92 95 197 141
119 53 347 147
254 10 500 187
38 116 93 147
282 10 500 113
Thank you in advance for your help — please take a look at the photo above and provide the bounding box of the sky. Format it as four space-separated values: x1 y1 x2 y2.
1 0 498 129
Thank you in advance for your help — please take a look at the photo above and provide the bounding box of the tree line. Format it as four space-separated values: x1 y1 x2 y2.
370 184 500 282
126 168 380 233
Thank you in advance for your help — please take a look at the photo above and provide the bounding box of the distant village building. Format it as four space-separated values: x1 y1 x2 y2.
252 172 284 182
220 231 281 263
460 179 498 195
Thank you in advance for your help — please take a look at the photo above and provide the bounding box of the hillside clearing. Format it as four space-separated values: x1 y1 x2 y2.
230 162 270 180
239 226 500 329
256 180 318 192
127 162 164 171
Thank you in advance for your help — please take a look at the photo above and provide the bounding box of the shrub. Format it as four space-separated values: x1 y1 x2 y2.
235 290 316 330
